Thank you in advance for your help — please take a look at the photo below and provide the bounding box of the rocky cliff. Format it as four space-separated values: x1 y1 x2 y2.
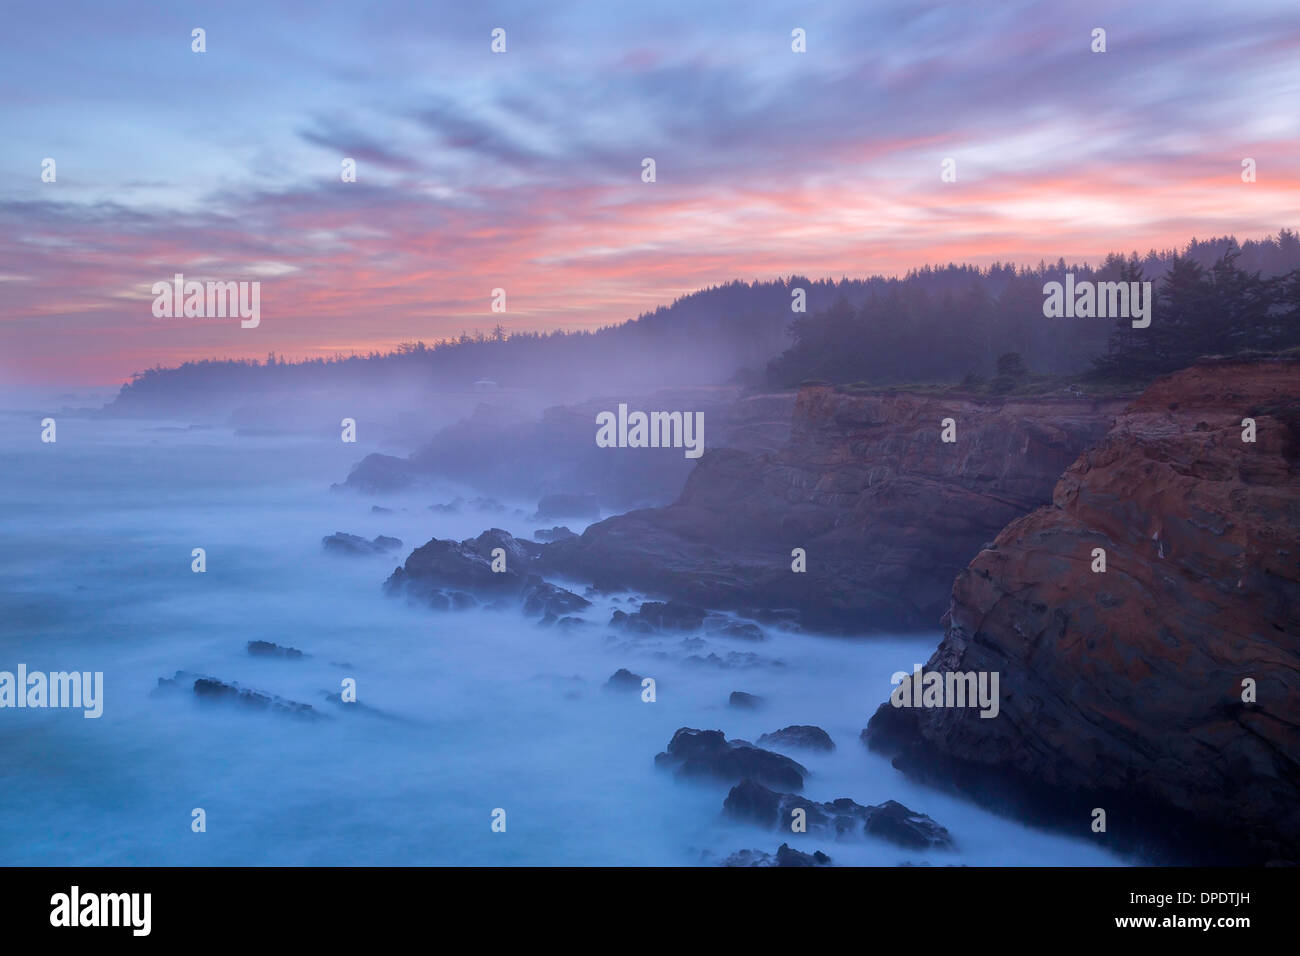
865 357 1300 863
546 385 1126 631
341 387 794 511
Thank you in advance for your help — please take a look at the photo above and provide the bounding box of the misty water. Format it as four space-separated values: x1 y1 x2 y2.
0 403 1124 866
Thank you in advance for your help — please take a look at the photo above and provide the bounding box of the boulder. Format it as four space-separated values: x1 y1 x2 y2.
606 668 646 690
384 528 590 622
246 640 304 659
654 728 807 791
609 600 707 633
758 725 835 752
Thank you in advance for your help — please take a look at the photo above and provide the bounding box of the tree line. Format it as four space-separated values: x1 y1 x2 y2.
765 231 1300 388
113 230 1300 408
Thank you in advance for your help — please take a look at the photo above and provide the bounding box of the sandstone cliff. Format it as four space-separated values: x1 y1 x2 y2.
546 385 1126 631
865 357 1300 863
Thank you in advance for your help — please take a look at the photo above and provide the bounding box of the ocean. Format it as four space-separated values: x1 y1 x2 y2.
0 401 1123 866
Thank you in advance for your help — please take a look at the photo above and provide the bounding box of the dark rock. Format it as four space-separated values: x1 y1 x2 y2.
758 725 835 752
718 848 772 867
722 779 953 849
317 690 410 723
246 640 304 659
323 531 377 554
534 526 577 543
685 651 776 670
610 600 707 633
323 532 404 555
654 728 806 791
608 610 640 631
861 799 957 850
384 528 589 622
720 844 832 867
156 671 322 720
339 453 416 492
775 844 833 867
729 691 763 710
522 580 590 618
705 617 766 641
606 668 645 690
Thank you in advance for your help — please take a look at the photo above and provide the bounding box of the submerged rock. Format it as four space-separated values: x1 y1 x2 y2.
384 528 590 621
336 453 414 492
322 532 403 555
722 779 953 849
316 690 410 723
720 844 832 867
534 526 577 543
728 691 764 710
247 640 304 659
655 728 807 791
605 668 646 691
705 617 766 641
610 600 707 633
155 670 322 720
684 651 779 670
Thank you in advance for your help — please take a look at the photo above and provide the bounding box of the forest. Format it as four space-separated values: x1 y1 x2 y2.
111 230 1300 410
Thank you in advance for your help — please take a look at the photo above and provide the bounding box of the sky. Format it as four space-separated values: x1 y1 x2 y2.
1 0 1298 384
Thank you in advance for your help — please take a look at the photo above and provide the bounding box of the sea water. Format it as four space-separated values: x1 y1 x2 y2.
0 403 1123 866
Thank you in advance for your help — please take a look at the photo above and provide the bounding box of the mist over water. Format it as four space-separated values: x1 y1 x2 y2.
0 405 1123 866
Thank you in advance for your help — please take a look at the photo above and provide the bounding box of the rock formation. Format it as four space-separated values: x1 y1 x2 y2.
722 779 953 849
865 357 1300 863
546 385 1125 630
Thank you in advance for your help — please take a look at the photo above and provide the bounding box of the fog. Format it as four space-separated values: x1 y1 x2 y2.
0 402 1123 865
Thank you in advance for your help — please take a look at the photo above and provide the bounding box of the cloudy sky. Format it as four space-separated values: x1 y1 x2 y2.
1 0 1297 383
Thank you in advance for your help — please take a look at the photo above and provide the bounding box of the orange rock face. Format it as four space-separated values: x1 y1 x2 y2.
867 357 1300 862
